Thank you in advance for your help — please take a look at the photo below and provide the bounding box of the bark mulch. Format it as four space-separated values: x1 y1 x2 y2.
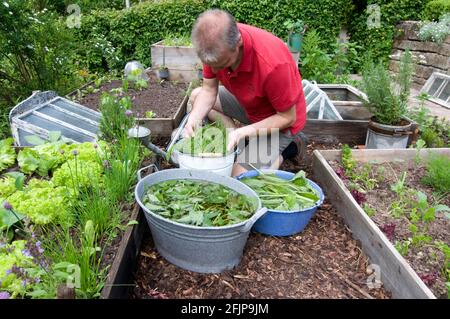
131 142 391 299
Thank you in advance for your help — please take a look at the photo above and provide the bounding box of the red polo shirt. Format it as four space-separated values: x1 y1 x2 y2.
203 23 306 135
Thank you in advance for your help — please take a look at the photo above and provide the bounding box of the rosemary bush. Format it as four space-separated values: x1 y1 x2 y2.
361 50 414 125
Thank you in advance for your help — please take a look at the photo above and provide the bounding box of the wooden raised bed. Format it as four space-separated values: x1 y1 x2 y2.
303 84 419 145
67 79 192 138
101 204 148 299
137 85 189 137
150 40 201 83
312 148 450 299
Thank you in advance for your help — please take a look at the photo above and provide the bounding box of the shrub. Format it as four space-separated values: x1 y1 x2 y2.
76 0 354 73
418 13 450 43
422 0 450 21
349 0 430 66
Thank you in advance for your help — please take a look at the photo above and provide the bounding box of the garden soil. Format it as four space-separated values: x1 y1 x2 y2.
77 78 187 119
330 158 449 299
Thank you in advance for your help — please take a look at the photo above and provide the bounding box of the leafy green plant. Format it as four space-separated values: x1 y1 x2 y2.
0 138 17 172
395 239 411 256
41 220 107 298
341 144 356 176
283 19 305 34
6 179 72 226
144 180 257 227
144 111 155 118
361 49 414 125
363 203 376 217
0 239 41 298
163 34 192 47
98 93 135 142
422 153 450 193
240 171 319 211
391 171 408 196
300 30 336 83
102 136 143 203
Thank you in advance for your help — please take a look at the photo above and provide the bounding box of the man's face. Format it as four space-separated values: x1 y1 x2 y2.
207 42 241 73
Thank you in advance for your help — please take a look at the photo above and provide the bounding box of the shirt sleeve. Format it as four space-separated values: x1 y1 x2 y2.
263 63 301 112
202 64 216 79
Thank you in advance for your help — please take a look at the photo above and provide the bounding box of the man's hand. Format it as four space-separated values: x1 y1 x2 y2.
183 116 202 138
227 127 244 152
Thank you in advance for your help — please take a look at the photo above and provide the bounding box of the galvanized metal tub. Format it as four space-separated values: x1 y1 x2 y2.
135 167 267 273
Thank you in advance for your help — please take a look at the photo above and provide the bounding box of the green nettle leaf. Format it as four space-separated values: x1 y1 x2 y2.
24 135 46 146
241 171 319 211
144 180 256 227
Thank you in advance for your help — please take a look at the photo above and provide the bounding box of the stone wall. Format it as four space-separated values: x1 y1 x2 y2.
389 21 450 86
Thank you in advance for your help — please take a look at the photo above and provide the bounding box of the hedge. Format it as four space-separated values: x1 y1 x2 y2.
76 0 354 72
348 0 431 64
422 0 450 21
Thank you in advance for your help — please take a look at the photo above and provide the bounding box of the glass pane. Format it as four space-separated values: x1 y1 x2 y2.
306 90 319 104
437 81 450 102
428 77 444 96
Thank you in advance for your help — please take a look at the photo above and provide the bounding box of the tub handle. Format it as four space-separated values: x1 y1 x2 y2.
241 207 268 233
137 164 159 181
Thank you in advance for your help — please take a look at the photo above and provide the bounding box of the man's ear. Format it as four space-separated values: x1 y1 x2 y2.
238 35 243 47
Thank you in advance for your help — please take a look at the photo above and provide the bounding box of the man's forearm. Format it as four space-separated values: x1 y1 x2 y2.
239 110 295 139
189 88 217 122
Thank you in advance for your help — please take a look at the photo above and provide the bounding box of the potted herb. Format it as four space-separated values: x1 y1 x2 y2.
283 19 306 53
361 50 415 149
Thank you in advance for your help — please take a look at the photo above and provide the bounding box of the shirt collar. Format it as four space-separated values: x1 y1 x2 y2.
229 25 253 77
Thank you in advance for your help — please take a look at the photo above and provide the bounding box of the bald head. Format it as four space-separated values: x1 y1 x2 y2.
191 9 240 64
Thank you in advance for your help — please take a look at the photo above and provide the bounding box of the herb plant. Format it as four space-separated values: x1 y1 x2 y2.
361 50 414 125
422 153 450 193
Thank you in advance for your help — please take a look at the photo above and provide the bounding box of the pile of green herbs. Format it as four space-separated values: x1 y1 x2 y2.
168 121 229 158
240 171 320 211
143 180 257 227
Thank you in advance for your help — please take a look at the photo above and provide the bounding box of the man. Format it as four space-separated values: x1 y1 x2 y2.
185 9 307 176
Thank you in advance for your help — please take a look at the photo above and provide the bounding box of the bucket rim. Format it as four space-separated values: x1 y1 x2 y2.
173 148 239 159
237 169 325 214
135 168 263 231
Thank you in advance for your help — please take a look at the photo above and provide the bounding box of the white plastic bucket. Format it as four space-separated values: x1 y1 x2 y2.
173 150 237 177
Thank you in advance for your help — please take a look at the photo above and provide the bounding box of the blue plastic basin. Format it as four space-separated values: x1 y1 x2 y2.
237 169 325 236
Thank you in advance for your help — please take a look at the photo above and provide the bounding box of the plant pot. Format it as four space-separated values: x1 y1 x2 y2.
288 32 303 53
365 117 413 149
158 68 169 80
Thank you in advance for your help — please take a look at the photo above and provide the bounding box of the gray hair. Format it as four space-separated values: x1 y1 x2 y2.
191 9 240 64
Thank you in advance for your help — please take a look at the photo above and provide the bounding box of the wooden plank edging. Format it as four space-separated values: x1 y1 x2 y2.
312 148 445 299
